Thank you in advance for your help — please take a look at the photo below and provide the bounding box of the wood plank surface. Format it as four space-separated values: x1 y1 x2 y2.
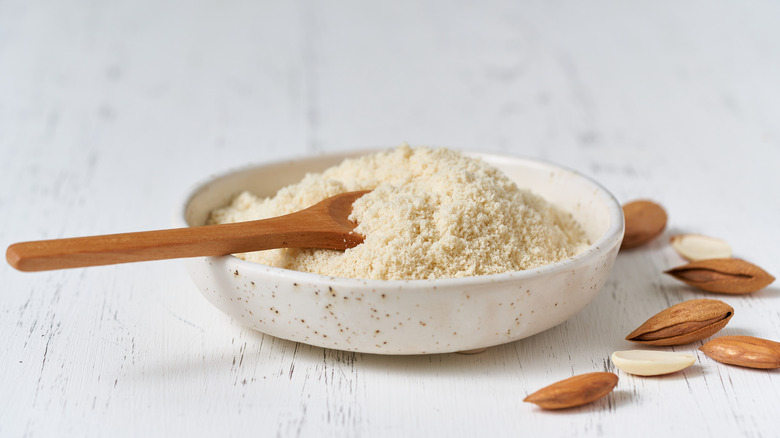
2 1 779 437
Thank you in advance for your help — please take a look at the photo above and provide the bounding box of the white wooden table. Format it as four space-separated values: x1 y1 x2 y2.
2 1 779 436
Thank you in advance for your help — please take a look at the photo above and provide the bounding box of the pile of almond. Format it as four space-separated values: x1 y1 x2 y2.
524 199 777 410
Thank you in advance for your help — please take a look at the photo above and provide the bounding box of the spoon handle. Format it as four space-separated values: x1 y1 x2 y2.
6 212 360 272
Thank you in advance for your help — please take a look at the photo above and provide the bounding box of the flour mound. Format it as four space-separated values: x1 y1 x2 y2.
208 145 588 280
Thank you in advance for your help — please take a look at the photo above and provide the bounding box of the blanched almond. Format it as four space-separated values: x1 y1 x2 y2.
670 234 732 261
611 350 696 376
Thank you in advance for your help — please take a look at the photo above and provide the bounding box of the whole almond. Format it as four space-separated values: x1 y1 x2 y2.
665 258 775 294
670 234 732 261
700 336 780 369
625 299 733 346
621 200 667 250
524 372 618 410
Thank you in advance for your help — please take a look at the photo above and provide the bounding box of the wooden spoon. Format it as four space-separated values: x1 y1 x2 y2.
6 190 370 272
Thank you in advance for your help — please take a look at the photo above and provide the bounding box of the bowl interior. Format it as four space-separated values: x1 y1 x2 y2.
184 153 350 229
475 153 614 245
183 151 618 254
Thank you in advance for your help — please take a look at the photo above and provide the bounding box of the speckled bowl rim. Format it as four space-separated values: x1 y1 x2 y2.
176 148 625 289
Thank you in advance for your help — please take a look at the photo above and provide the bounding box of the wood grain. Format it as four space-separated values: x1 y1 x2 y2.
1 1 779 437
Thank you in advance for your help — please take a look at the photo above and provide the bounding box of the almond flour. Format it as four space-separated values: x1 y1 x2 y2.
208 145 588 280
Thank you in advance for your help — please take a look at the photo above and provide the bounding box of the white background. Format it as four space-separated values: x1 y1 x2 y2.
1 1 779 436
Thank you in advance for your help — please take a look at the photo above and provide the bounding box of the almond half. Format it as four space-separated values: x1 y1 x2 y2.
670 234 732 261
523 372 618 410
625 299 733 346
700 336 780 369
621 200 668 250
665 258 775 294
611 350 696 376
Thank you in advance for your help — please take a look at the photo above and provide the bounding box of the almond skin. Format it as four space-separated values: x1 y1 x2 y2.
700 336 780 369
523 372 618 410
665 258 775 294
621 200 667 250
626 299 733 346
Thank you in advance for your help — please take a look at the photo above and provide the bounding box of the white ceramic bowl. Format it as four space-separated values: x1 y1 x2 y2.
176 150 624 354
